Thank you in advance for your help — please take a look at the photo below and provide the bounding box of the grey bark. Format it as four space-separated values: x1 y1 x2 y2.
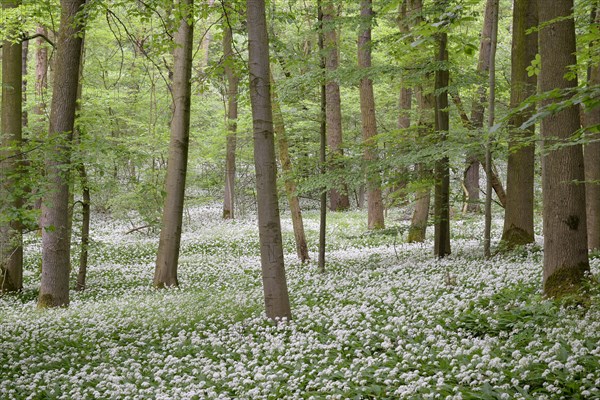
154 0 194 289
38 0 87 308
501 0 538 247
323 0 350 211
223 22 238 219
584 5 600 251
247 0 292 320
358 0 384 230
539 0 590 298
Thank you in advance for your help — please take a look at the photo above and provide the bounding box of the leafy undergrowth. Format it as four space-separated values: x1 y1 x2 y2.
1 205 600 399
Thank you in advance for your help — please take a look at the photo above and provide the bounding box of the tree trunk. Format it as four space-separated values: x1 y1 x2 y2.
1 0 24 293
154 0 194 289
358 0 384 230
34 26 49 118
464 0 496 213
434 31 451 258
75 163 90 291
222 22 238 219
22 38 29 127
501 0 538 247
271 75 310 263
484 0 499 258
323 0 350 211
247 0 292 320
539 0 589 298
38 0 87 308
584 6 600 251
318 0 327 273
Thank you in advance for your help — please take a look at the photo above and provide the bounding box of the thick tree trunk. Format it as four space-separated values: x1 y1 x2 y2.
247 0 292 320
222 23 238 219
539 0 589 298
585 6 600 251
154 0 194 289
464 0 496 213
501 0 538 247
358 0 384 230
38 0 87 308
323 1 350 211
271 76 310 263
434 31 451 258
1 0 24 293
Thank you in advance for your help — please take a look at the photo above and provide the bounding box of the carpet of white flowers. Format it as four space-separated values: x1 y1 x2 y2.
1 204 600 399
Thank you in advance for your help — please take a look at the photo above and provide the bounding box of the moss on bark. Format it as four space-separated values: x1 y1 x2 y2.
543 262 589 299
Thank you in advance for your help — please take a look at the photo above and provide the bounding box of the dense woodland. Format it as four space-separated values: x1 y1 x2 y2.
1 0 600 398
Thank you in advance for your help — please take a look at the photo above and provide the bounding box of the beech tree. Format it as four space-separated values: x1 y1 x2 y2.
585 5 600 251
38 0 87 307
501 0 538 247
358 0 384 230
154 0 194 289
538 0 589 297
247 0 292 320
222 20 238 219
434 29 451 258
1 0 24 293
323 0 350 211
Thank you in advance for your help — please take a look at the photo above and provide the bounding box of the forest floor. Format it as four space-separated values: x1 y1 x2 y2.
1 204 600 399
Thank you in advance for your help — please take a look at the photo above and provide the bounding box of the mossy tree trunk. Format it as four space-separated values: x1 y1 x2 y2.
539 0 590 298
222 21 238 219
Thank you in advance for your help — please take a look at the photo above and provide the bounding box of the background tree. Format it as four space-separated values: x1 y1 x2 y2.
154 0 195 289
247 0 292 320
323 0 350 211
539 0 589 298
222 17 238 219
501 0 538 247
585 4 600 251
358 0 384 230
433 26 450 258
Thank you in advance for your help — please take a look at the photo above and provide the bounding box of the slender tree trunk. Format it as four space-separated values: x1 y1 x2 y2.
539 0 589 298
323 0 350 211
358 0 384 229
154 0 194 289
434 31 451 258
484 0 499 258
38 0 87 308
501 0 538 247
271 76 310 263
22 38 29 127
584 5 600 251
222 22 238 219
199 0 215 70
75 163 90 291
318 0 327 273
408 86 433 243
464 0 495 213
1 0 24 293
247 0 292 320
34 26 49 117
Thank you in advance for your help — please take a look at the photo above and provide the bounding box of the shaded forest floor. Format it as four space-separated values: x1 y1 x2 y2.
1 204 600 399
